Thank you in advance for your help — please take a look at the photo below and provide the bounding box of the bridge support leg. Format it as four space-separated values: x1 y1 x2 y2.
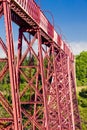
3 0 22 130
38 29 49 130
52 44 62 130
70 59 82 130
60 53 72 130
67 56 75 130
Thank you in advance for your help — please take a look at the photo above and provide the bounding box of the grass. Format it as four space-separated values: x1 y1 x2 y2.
79 106 87 130
76 86 87 130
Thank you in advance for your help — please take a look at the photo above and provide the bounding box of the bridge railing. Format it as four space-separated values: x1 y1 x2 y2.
15 0 40 24
13 0 74 61
40 11 48 34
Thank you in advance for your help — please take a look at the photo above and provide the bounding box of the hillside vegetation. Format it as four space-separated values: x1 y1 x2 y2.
76 51 87 86
76 51 87 130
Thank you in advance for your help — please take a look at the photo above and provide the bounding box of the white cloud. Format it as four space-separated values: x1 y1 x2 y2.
70 41 87 55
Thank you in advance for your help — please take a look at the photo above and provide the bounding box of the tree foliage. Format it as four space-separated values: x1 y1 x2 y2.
76 51 87 129
76 51 87 86
79 88 87 98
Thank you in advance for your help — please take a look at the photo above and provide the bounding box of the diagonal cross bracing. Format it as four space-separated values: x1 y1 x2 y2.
0 0 82 130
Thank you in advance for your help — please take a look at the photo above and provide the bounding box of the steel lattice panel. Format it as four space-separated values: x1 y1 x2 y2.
0 0 81 130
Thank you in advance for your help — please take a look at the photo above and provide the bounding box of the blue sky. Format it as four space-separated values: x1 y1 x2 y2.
35 0 87 54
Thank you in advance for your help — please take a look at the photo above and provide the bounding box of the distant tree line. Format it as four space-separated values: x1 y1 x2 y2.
75 51 87 86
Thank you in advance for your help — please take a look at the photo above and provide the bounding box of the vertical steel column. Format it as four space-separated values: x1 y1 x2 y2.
52 44 62 130
16 28 23 129
37 29 49 130
71 59 82 130
3 0 22 130
60 52 71 130
16 28 22 88
33 56 39 130
67 56 75 130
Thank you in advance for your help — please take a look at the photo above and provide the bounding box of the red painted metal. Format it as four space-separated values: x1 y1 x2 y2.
47 21 54 39
3 0 22 130
70 60 82 130
38 29 49 130
0 0 82 130
57 34 62 47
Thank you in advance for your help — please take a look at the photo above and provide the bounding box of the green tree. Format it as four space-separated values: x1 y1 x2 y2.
76 51 87 86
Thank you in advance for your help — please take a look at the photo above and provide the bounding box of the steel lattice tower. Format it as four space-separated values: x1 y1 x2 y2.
0 0 81 129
